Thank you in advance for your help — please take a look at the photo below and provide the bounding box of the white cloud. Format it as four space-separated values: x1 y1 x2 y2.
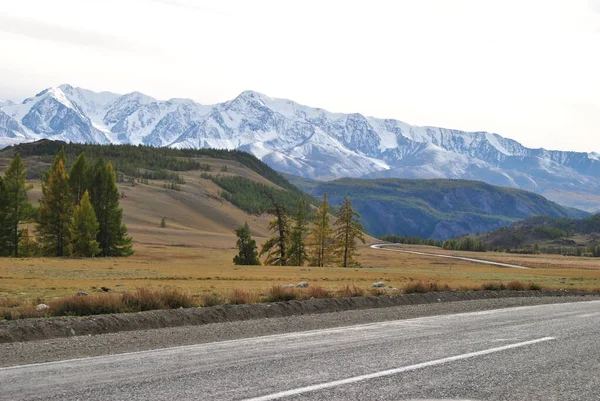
0 13 140 51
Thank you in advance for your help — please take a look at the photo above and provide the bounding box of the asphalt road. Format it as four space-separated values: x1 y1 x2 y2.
371 244 530 269
1 300 599 401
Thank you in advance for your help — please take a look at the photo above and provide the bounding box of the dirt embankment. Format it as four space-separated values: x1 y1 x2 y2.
1 290 597 343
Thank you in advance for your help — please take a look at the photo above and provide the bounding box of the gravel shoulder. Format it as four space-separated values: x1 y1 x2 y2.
1 293 598 367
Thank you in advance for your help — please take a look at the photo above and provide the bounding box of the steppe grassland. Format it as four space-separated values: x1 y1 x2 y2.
1 156 599 302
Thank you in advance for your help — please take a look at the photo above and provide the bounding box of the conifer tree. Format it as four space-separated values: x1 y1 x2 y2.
37 156 73 257
308 193 333 267
260 193 290 266
233 222 260 265
69 191 100 257
69 152 88 205
332 196 365 267
0 176 11 256
288 198 309 266
89 159 133 257
18 227 39 257
4 154 31 257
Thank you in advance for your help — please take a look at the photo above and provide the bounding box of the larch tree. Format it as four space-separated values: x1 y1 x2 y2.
89 159 133 257
4 154 31 257
308 193 332 267
0 176 11 256
69 152 88 205
37 157 73 257
260 193 290 266
69 190 100 257
288 198 309 266
233 222 260 265
332 196 365 268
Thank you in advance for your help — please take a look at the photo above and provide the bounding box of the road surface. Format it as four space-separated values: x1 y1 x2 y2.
1 300 599 400
371 243 530 269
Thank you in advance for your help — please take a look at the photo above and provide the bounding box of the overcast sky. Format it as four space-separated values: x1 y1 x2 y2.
0 0 599 153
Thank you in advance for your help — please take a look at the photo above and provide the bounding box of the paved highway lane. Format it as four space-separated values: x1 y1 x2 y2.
1 301 599 401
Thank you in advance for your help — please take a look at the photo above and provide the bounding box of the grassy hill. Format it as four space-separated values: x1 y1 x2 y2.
0 140 313 250
472 214 600 252
286 175 588 240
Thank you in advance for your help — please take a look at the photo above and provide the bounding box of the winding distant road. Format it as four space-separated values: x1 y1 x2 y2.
371 243 530 269
2 301 599 400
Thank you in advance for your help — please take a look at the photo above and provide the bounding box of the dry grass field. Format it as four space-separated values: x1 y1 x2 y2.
1 154 599 307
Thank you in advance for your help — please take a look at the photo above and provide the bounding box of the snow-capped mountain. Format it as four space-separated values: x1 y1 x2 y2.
2 85 600 211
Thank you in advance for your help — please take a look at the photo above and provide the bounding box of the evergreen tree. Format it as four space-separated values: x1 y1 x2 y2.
160 217 166 228
37 156 73 257
260 193 290 266
233 222 260 265
69 191 100 257
69 152 88 205
18 227 39 257
308 193 333 267
332 196 365 267
0 176 11 256
89 159 133 256
4 154 31 257
288 198 309 266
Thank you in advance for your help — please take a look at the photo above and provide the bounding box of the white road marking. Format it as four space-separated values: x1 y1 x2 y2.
243 337 556 401
371 244 530 269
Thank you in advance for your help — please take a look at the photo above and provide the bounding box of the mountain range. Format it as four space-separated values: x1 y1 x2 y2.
2 84 599 211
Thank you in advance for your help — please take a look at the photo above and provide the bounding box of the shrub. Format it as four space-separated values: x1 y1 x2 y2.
482 282 507 291
50 294 124 316
264 286 297 302
336 284 366 298
506 280 526 291
404 281 450 294
527 282 543 291
229 288 260 305
201 292 224 307
306 285 331 299
370 288 387 296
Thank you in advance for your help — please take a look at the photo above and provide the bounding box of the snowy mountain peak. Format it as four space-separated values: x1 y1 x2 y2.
1 85 599 211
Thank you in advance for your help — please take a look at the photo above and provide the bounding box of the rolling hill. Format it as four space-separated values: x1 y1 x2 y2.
0 140 313 252
472 214 600 250
287 175 588 240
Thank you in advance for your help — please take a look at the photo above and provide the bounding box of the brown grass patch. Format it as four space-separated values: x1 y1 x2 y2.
229 288 260 305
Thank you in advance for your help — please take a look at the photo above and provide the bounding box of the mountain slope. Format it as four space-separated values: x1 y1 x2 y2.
472 214 600 250
2 85 600 211
0 140 311 245
288 175 588 240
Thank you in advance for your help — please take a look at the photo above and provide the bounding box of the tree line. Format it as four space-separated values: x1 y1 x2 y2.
234 194 366 267
0 151 132 257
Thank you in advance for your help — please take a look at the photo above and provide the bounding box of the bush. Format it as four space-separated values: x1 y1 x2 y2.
264 286 297 302
527 282 543 291
50 294 124 316
505 280 526 291
404 281 450 294
482 282 507 291
200 292 224 307
229 288 260 305
306 285 331 299
336 284 366 298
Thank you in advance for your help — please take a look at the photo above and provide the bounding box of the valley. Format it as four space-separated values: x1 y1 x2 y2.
1 142 599 312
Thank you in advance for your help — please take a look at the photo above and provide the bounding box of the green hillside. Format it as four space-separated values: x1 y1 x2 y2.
287 176 588 240
1 140 312 216
474 214 600 252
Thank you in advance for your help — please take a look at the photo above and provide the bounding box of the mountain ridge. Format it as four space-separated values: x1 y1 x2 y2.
2 84 599 211
287 175 588 240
